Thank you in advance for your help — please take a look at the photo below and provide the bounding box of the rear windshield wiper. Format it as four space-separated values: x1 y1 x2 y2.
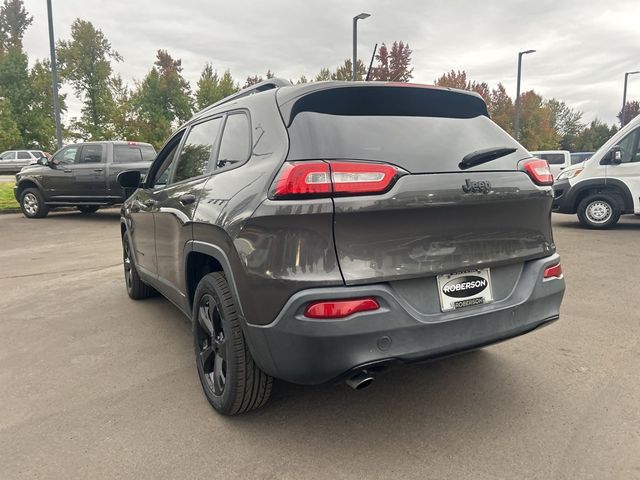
459 147 517 170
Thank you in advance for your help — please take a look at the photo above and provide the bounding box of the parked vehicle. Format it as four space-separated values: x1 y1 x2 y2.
530 150 571 178
553 115 640 228
570 151 594 165
0 150 48 173
118 79 565 415
14 141 156 218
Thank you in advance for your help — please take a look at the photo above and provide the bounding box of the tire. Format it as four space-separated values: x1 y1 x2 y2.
577 194 621 229
192 272 273 415
77 205 99 214
19 188 49 218
122 234 156 299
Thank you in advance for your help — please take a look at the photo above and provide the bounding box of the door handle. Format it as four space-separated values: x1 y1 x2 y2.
143 199 158 207
93 168 104 172
179 194 196 205
63 169 72 173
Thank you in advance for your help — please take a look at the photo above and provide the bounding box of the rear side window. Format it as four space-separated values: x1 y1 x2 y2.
538 153 565 165
17 151 30 159
216 113 251 169
173 116 223 183
30 151 44 158
113 144 156 163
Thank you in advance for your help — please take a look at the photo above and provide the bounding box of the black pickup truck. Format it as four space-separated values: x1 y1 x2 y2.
14 141 156 218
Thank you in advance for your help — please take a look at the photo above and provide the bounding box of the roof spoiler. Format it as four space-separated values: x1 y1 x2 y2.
195 78 292 117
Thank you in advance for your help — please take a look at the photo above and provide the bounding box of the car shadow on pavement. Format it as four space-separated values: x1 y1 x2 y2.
38 209 121 221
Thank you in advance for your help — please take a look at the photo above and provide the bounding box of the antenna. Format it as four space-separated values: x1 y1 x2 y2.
365 43 378 81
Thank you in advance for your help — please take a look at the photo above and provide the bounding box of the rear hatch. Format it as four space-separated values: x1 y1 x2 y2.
277 83 555 285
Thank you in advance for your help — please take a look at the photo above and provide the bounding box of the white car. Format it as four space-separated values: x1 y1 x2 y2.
552 115 640 228
530 150 571 178
0 150 48 173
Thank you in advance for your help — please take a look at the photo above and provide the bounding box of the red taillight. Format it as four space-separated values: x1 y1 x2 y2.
304 297 380 319
543 263 562 279
273 161 331 197
272 161 398 199
521 158 554 186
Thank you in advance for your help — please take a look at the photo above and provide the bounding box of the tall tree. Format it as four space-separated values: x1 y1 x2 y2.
132 50 193 148
195 65 238 109
371 42 413 82
0 0 32 50
488 83 514 133
26 59 66 150
57 19 122 140
315 68 331 81
332 59 366 81
434 70 490 103
0 97 20 151
244 74 262 87
617 101 640 127
547 99 583 151
517 90 558 150
574 119 618 151
109 74 137 140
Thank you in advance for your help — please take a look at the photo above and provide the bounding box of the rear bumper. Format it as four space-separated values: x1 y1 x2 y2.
244 254 565 384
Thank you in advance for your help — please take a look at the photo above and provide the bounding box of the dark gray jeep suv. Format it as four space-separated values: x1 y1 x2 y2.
118 79 565 415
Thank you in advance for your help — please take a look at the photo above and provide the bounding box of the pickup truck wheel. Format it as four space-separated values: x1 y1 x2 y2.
77 205 99 214
193 272 273 415
122 235 156 299
20 188 48 218
577 194 620 229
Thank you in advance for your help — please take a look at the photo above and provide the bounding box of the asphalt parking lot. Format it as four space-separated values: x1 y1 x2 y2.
1 210 639 479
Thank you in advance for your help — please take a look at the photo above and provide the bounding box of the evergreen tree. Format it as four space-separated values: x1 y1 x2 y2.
57 19 122 140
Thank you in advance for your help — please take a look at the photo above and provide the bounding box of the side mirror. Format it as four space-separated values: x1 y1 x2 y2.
48 158 60 168
117 170 142 189
601 146 622 165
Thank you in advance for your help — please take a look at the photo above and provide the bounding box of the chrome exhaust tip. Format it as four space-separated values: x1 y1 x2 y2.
345 372 375 390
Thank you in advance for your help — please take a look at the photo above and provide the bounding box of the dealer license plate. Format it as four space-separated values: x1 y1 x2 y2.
437 268 493 312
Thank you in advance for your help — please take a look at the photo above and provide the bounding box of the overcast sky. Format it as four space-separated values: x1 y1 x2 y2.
23 0 640 125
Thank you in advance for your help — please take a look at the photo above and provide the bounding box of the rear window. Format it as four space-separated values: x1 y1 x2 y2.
283 86 528 173
113 144 156 163
537 153 565 165
287 113 527 173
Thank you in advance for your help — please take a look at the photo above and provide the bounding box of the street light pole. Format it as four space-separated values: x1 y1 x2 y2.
46 0 63 150
514 49 536 142
622 71 640 126
352 13 370 81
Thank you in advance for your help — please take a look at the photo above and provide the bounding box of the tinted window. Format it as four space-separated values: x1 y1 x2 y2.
173 117 222 183
17 151 30 159
570 153 592 164
113 144 156 163
53 146 80 165
1 151 15 160
616 128 640 163
217 113 251 168
154 144 180 188
287 113 528 173
78 145 103 164
538 153 565 165
30 151 44 158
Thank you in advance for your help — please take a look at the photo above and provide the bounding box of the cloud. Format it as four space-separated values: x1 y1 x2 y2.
23 0 640 125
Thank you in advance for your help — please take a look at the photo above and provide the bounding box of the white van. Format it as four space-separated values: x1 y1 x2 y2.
530 150 571 178
552 115 640 228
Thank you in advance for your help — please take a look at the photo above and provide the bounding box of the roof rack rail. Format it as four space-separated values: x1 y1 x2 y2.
195 78 292 117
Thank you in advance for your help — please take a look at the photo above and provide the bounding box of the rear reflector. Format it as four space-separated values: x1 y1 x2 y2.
272 161 398 199
521 158 554 186
543 263 562 279
304 297 380 319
